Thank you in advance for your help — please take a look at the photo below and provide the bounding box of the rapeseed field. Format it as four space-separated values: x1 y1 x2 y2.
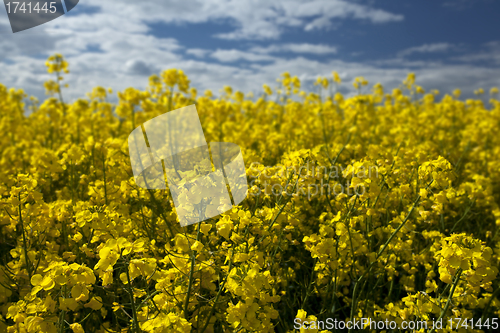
1 54 499 332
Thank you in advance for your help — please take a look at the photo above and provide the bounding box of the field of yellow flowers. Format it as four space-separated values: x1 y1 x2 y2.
1 54 500 332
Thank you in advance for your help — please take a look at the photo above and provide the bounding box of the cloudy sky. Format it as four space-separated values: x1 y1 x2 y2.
1 0 500 102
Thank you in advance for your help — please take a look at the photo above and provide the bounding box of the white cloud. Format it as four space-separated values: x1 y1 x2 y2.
398 43 454 57
453 41 500 65
251 43 337 55
64 0 403 41
125 59 158 76
211 0 404 40
211 49 276 62
297 1 404 32
187 49 211 58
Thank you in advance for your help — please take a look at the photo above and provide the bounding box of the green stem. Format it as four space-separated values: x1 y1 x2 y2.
199 249 235 333
102 156 108 205
428 269 462 333
349 181 432 331
19 193 32 281
301 257 318 309
126 259 140 333
56 70 66 114
481 285 500 321
184 223 201 319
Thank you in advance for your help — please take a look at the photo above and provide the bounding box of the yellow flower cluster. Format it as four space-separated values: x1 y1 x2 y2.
0 55 500 332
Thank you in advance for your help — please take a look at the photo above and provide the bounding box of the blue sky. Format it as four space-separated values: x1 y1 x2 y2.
1 0 499 101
